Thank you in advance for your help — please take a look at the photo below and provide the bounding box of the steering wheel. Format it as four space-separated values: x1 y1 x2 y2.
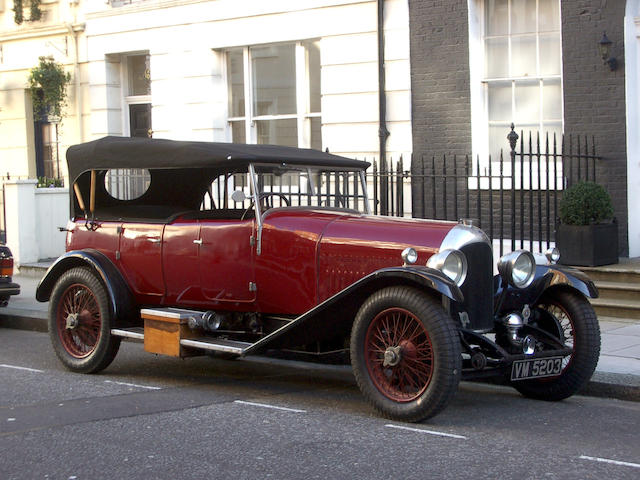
241 193 290 220
259 192 290 209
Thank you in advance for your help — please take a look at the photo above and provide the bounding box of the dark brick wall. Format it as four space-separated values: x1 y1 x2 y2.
408 0 629 254
408 0 472 159
561 1 628 255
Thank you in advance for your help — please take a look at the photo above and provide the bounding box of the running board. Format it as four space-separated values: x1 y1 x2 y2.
180 337 252 355
112 327 144 340
110 326 252 356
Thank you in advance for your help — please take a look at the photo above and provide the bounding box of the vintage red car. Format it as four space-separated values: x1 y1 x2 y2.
37 136 601 421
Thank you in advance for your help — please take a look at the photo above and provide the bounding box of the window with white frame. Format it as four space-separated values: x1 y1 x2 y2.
123 53 152 138
478 0 562 161
226 42 321 149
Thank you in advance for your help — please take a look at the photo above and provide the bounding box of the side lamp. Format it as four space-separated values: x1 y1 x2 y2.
599 32 618 71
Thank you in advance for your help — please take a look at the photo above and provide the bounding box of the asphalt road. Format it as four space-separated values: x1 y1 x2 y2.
1 328 639 480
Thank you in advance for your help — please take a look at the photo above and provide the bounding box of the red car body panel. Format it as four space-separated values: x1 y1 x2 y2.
199 219 256 304
162 221 201 305
255 209 457 314
66 209 456 315
316 215 455 303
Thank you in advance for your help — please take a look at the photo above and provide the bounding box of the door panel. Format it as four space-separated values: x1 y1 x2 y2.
67 221 121 265
163 221 202 305
199 219 255 304
118 223 164 303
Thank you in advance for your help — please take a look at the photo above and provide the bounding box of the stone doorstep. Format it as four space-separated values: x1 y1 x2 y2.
15 262 53 279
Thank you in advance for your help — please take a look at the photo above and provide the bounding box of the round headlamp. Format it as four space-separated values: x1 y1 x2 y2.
426 249 468 286
401 247 418 266
545 247 560 264
498 250 536 289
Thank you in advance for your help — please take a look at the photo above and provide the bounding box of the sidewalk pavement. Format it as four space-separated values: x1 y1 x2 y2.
2 273 639 402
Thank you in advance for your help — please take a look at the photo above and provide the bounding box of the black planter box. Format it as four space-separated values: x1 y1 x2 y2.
556 222 618 266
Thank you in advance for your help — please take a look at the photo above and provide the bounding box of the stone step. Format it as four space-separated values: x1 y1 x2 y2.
590 297 640 320
580 266 640 284
16 264 50 279
594 281 640 302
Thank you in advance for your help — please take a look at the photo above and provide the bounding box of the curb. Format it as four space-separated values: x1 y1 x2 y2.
0 309 48 333
1 311 638 403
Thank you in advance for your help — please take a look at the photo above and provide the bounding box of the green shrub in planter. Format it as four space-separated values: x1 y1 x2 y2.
559 181 614 225
556 181 617 266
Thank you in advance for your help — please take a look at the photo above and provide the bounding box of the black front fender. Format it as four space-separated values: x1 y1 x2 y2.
36 250 137 324
498 264 598 314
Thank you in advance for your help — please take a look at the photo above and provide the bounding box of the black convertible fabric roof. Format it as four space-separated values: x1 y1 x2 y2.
67 136 368 184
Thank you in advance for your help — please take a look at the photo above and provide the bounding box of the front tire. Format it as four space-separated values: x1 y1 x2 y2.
512 289 600 401
351 286 461 422
48 267 121 373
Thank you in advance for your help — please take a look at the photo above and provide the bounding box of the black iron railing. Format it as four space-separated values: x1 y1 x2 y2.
368 125 600 255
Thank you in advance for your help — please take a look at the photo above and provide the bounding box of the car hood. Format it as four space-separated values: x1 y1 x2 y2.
258 208 458 310
316 213 457 301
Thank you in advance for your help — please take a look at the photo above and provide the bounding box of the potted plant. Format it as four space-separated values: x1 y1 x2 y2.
27 56 71 121
556 181 618 266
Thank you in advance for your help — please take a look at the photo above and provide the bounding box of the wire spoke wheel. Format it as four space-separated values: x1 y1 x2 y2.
351 286 461 422
56 284 102 358
536 301 575 373
511 289 600 401
48 267 121 373
364 308 433 402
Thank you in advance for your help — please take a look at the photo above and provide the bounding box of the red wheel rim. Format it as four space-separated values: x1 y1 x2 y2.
364 308 434 402
56 283 102 358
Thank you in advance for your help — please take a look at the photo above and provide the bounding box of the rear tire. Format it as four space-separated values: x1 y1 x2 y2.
350 286 461 422
512 289 600 401
48 267 121 373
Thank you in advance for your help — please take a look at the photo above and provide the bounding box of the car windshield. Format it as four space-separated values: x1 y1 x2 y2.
204 164 370 215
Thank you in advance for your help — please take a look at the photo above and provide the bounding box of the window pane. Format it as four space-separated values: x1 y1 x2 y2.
231 121 246 143
486 0 508 36
127 55 151 96
514 81 540 125
308 41 321 113
542 80 562 120
485 38 509 78
488 83 512 122
539 0 560 32
227 49 245 117
539 33 561 75
252 45 297 116
542 123 563 151
310 117 322 150
256 119 297 147
488 124 511 160
511 0 536 34
511 35 537 77
104 169 151 201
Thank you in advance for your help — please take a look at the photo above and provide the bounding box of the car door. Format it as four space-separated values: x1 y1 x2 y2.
118 222 165 303
162 219 203 305
198 218 256 304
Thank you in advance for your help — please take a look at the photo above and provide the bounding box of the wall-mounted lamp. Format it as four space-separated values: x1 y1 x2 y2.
598 32 618 71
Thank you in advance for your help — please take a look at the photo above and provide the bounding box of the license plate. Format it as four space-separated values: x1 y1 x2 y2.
510 356 564 381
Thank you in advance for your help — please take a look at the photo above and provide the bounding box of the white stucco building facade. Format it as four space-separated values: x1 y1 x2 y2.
0 0 413 185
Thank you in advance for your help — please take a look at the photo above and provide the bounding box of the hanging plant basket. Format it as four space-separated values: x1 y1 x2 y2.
28 56 71 120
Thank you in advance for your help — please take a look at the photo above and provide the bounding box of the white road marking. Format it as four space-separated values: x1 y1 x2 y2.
234 400 306 413
0 364 44 373
103 380 162 390
385 424 468 440
579 455 640 469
